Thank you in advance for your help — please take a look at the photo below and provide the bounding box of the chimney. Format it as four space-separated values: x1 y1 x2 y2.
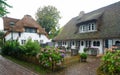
78 11 85 19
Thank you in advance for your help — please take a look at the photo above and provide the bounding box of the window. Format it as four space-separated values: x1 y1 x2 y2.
88 24 91 30
62 41 66 45
40 40 43 43
83 26 85 31
91 23 96 30
115 41 120 46
25 27 37 33
64 41 66 45
93 41 100 46
34 40 38 43
105 40 108 48
81 41 84 46
39 34 41 38
18 32 21 37
21 40 26 44
79 22 96 33
97 41 100 46
72 41 74 46
85 41 91 47
58 41 62 46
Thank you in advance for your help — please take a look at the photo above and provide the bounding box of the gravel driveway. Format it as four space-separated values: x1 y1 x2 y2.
48 56 101 75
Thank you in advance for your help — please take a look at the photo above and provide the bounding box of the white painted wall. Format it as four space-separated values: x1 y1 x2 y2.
78 40 104 54
113 39 120 45
5 32 50 44
54 38 120 55
79 41 85 53
91 39 103 54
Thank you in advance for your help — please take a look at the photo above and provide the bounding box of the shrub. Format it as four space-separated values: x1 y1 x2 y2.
38 46 63 70
23 39 41 56
83 48 88 52
1 41 20 56
80 53 87 59
97 50 120 75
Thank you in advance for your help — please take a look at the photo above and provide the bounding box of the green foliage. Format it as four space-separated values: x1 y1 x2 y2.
83 48 89 52
2 40 63 71
38 46 62 70
22 39 41 56
0 0 12 17
36 5 61 38
97 50 120 75
0 31 4 39
0 31 4 47
80 53 87 59
1 41 20 56
2 39 41 57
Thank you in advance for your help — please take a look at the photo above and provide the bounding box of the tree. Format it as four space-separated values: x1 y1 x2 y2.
0 0 11 17
0 31 4 47
36 5 61 38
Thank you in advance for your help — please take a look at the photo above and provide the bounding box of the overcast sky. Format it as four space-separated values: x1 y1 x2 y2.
0 0 119 30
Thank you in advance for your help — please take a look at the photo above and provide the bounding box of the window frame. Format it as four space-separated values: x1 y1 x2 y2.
93 41 100 46
25 27 37 33
79 22 96 33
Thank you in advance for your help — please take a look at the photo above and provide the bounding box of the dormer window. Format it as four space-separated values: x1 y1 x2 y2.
25 27 37 33
79 22 96 33
10 22 15 27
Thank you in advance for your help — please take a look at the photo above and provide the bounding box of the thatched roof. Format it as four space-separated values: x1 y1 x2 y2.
54 1 120 41
3 15 47 35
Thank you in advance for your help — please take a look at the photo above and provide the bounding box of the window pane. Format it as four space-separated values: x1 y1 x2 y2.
25 27 37 33
93 41 96 46
97 41 100 46
81 41 84 46
92 24 94 30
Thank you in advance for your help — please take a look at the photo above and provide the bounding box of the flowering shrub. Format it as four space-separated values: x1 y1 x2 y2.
2 40 63 71
97 50 120 75
38 46 63 70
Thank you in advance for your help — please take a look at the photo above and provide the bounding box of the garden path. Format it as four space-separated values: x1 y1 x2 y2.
49 56 101 75
0 55 38 75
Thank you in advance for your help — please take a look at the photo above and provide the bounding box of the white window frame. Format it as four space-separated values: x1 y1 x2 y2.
79 22 97 33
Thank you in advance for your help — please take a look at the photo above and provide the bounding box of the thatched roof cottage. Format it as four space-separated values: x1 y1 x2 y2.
54 1 120 55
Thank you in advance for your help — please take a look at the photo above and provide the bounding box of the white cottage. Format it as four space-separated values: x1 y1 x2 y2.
3 15 50 45
54 1 120 55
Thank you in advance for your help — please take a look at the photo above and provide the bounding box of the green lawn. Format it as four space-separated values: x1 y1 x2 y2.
4 55 50 75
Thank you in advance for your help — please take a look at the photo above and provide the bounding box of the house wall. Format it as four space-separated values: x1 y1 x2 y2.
55 39 104 54
113 39 120 45
79 41 85 53
5 32 50 44
91 39 103 54
55 39 120 55
79 39 103 54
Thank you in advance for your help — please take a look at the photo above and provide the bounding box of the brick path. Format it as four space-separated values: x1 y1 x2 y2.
0 55 38 75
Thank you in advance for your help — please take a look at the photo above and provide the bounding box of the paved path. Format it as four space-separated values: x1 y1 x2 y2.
62 56 100 75
0 55 38 75
49 56 101 75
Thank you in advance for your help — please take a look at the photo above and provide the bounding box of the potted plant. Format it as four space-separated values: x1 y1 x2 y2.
80 53 87 62
83 47 89 52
